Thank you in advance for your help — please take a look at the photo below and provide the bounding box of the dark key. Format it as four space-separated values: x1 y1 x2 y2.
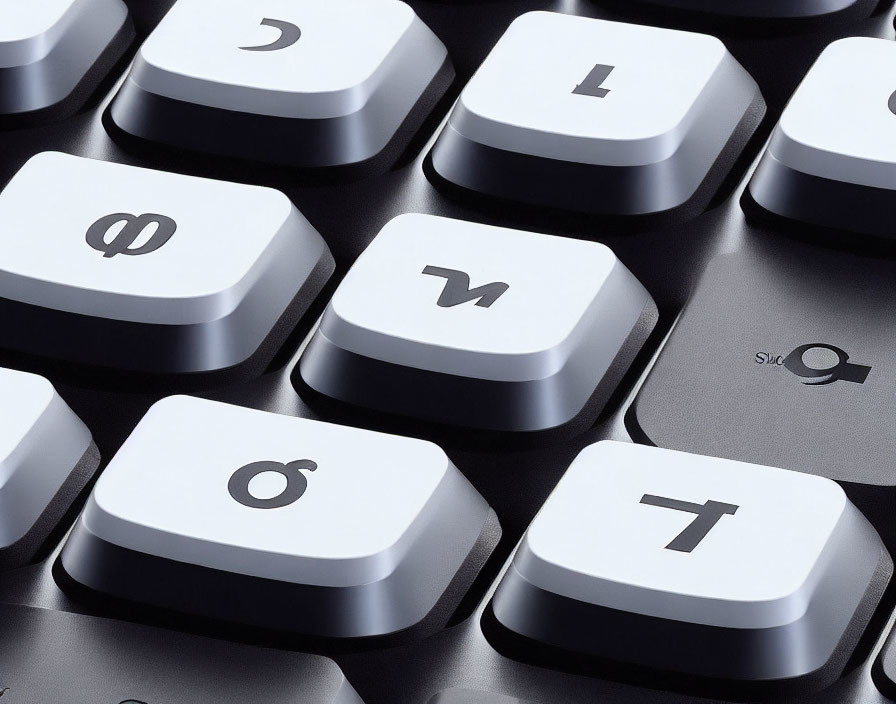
0 603 364 703
631 246 896 492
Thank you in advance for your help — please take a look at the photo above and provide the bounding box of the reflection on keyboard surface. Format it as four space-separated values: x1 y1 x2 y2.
1 1 895 703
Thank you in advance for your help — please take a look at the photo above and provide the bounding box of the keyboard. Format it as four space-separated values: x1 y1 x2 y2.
1 1 896 703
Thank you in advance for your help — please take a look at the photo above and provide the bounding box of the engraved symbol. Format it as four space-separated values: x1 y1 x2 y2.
573 64 615 98
422 266 509 308
0 688 9 698
240 18 302 52
640 495 739 553
228 460 318 509
890 90 896 116
783 343 871 386
85 213 177 259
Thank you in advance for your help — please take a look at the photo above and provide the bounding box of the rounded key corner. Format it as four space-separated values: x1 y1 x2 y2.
0 0 133 124
506 10 558 28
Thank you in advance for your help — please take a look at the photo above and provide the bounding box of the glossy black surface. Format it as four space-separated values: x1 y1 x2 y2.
1 2 896 703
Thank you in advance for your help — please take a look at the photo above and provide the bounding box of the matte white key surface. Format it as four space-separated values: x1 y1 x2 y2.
769 37 896 190
0 152 325 328
0 0 91 67
82 396 483 587
132 0 446 119
0 368 92 548
515 441 869 629
320 213 650 382
449 12 751 167
0 0 130 117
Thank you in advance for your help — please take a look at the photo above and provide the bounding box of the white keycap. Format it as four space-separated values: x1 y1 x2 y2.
770 38 896 189
0 152 332 373
299 214 656 431
431 12 763 214
0 367 96 562
62 396 494 637
0 0 131 115
749 38 896 237
0 0 86 67
634 0 862 17
110 0 450 168
493 441 891 682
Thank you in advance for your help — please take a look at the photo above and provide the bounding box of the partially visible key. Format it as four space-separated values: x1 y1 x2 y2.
0 603 365 703
749 38 896 238
110 0 452 170
631 0 868 17
0 0 133 120
492 441 891 688
299 214 657 432
430 12 764 215
873 619 896 699
61 396 498 638
0 367 98 569
0 152 333 374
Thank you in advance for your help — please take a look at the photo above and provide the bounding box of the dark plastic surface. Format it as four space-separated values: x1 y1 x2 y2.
0 603 361 703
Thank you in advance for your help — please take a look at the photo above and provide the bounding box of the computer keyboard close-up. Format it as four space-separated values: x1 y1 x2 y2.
1 1 896 703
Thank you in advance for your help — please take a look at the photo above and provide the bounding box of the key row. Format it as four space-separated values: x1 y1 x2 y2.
3 0 871 125
3 3 889 232
0 152 656 432
1 0 872 122
3 387 883 690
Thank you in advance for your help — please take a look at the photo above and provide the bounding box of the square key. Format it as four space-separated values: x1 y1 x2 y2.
110 0 451 169
62 396 496 637
750 38 896 236
458 14 724 165
431 12 763 215
299 214 656 431
137 0 418 117
493 441 891 683
0 0 133 119
0 152 332 374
